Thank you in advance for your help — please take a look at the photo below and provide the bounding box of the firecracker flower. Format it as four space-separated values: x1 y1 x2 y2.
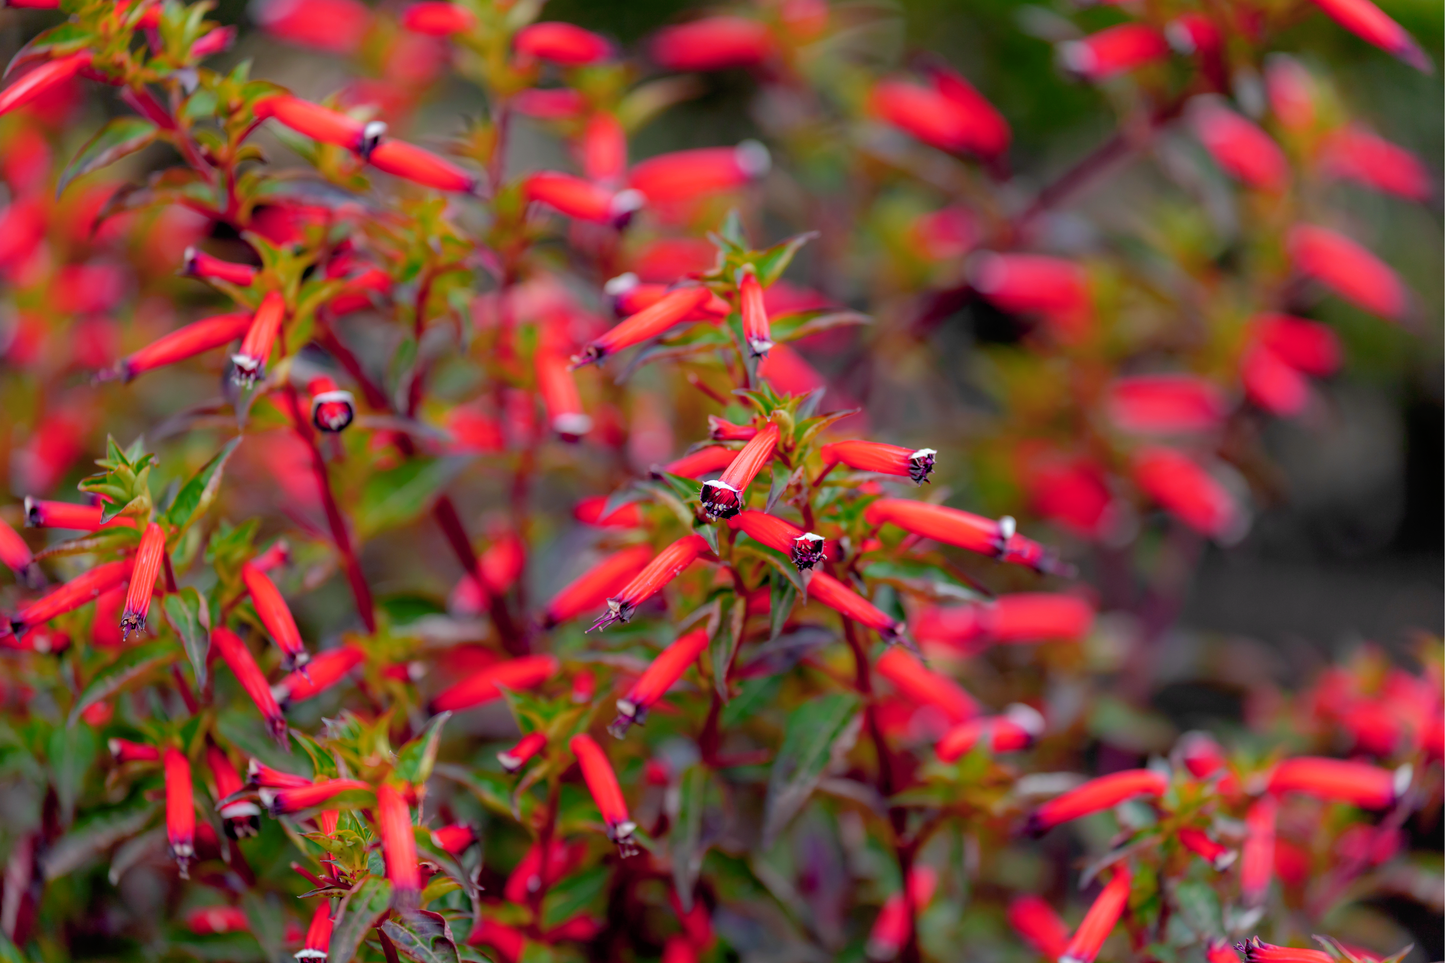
876 647 978 722
182 247 257 287
729 511 828 572
241 562 309 670
702 423 779 519
120 522 165 640
429 654 560 712
708 416 758 441
1178 827 1236 870
865 499 1070 575
1025 769 1169 835
866 865 937 960
590 535 712 630
1007 895 1070 959
24 498 119 531
541 546 653 628
430 823 476 854
573 286 713 367
109 738 160 764
649 16 775 71
211 627 289 746
610 627 710 736
401 1 476 36
109 312 253 383
739 270 773 357
0 517 35 586
377 783 421 903
254 95 382 154
259 778 371 816
514 22 614 65
1266 756 1408 808
295 901 333 960
247 760 312 790
306 376 355 433
569 734 637 856
935 704 1045 761
0 51 92 117
656 446 740 480
820 440 936 485
206 744 260 838
232 292 287 385
12 559 132 637
1237 939 1335 963
498 732 547 773
272 645 364 705
164 748 195 879
523 172 644 226
1058 24 1170 80
626 143 771 204
1060 866 1132 963
368 138 478 193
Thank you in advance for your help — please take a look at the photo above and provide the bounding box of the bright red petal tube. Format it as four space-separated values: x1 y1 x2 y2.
400 2 476 36
0 51 92 117
537 346 592 440
1208 940 1242 963
1008 895 1069 959
611 627 710 736
650 17 775 71
969 253 1090 320
1242 344 1311 416
247 759 312 789
864 498 1067 574
24 499 131 531
183 247 258 287
1253 314 1341 376
109 738 160 764
430 822 476 853
1132 446 1240 539
739 271 773 357
254 0 372 54
876 647 978 723
296 901 333 959
627 143 770 204
936 704 1045 760
569 734 636 855
233 291 287 385
468 919 526 962
658 446 740 480
429 654 560 712
1238 939 1335 963
1060 867 1132 963
0 517 34 583
498 732 547 772
164 748 195 878
368 139 478 193
211 626 289 746
514 22 613 66
206 743 259 837
870 77 1007 158
708 416 759 442
581 112 628 184
575 286 713 366
1105 374 1228 435
591 535 712 630
307 375 355 433
378 783 421 899
523 172 643 226
541 545 653 627
1320 125 1431 200
821 440 936 485
242 562 309 670
1026 769 1168 835
1305 0 1429 70
1289 225 1407 321
1059 25 1170 80
120 522 165 640
810 571 904 640
1266 756 1404 808
273 645 363 704
113 312 252 382
1179 827 1235 870
259 778 371 815
702 423 779 519
573 496 643 528
13 559 131 635
1190 100 1289 192
728 510 827 571
254 95 374 153
866 865 937 959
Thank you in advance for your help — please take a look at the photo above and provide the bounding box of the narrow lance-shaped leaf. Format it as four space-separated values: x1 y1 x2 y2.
165 436 242 537
380 909 460 963
762 693 861 847
327 875 394 963
671 764 713 911
540 865 611 929
59 117 159 198
163 587 210 689
68 640 180 726
393 712 451 785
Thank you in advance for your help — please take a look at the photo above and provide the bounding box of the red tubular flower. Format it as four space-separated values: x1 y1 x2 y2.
607 277 731 319
936 704 1045 761
1237 939 1335 963
212 627 289 745
969 253 1090 329
927 66 1011 158
989 593 1095 643
536 346 592 440
430 823 476 853
0 51 92 117
877 647 977 723
273 645 363 705
112 312 252 382
810 571 905 640
515 87 587 119
253 95 380 154
498 732 547 773
1167 13 1223 54
503 839 585 902
1059 25 1170 80
514 22 613 66
429 654 560 712
1189 100 1289 192
590 535 712 630
1026 770 1169 835
1266 57 1317 129
739 271 773 358
821 440 937 485
206 744 260 838
1208 940 1242 963
254 0 372 53
233 291 287 385
251 539 290 574
627 143 770 204
1305 0 1429 70
260 778 371 815
869 71 1010 159
581 112 628 184
1179 827 1235 870
571 669 596 703
657 446 740 480
1008 895 1070 959
368 139 477 193
468 919 526 962
728 511 827 571
611 627 710 736
523 172 644 226
400 1 476 36
247 760 312 789
307 376 355 433
1178 731 1227 778
1289 225 1407 321
1240 795 1276 904
296 901 333 959
13 559 131 636
183 247 258 287
702 423 779 519
650 16 775 71
575 286 713 366
709 416 758 442
569 734 636 855
23 498 123 531
119 522 165 640
573 496 642 528
377 783 421 900
0 517 35 585
1254 314 1341 377
1267 756 1406 808
541 545 653 627
164 748 195 878
1242 344 1310 416
1132 447 1240 539
1105 374 1227 435
865 499 1067 574
242 562 309 671
866 865 938 960
109 738 160 764
1320 125 1431 200
663 937 698 963
186 906 249 935
1061 867 1133 963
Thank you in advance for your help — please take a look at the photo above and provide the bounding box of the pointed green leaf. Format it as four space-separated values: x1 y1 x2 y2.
1172 879 1223 938
59 117 159 198
48 723 97 826
539 865 610 929
753 231 819 287
381 910 460 963
164 436 242 537
328 875 394 963
68 640 180 727
163 587 210 689
762 693 860 847
769 574 796 641
356 457 472 537
393 712 450 786
692 515 720 556
39 800 158 881
670 764 713 911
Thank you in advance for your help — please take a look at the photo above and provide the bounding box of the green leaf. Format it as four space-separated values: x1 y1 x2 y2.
539 865 610 929
381 910 460 963
163 588 210 690
670 765 712 911
5 22 91 78
692 515 720 556
79 437 156 523
164 437 242 537
68 640 180 727
1172 879 1223 939
708 596 744 702
715 209 747 250
0 931 28 963
720 675 783 729
769 574 796 642
48 724 97 826
762 693 861 847
393 712 450 786
356 457 471 537
328 876 394 963
59 117 159 199
40 801 158 881
752 231 819 287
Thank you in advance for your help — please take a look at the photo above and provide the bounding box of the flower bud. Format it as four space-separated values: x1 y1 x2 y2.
514 22 613 66
295 901 333 959
877 647 977 723
870 74 1009 158
183 247 257 287
739 271 773 358
1007 896 1069 960
575 286 713 366
935 704 1044 760
1189 99 1289 192
259 778 371 816
627 143 770 204
821 440 936 484
570 734 636 855
119 522 165 640
253 0 372 54
112 312 252 382
0 517 36 587
164 748 195 878
109 738 160 764
0 51 92 118
611 627 709 736
368 139 478 193
1179 827 1236 870
1026 769 1168 835
242 562 309 670
810 571 905 641
430 823 476 853
247 760 311 789
1267 756 1406 808
708 416 758 442
1289 225 1407 321
542 545 653 627
1105 374 1227 435
1320 125 1431 200
212 627 289 746
650 17 774 71
1058 25 1170 80
377 783 421 901
1305 0 1429 70
400 2 476 36
272 645 363 705
969 253 1091 338
1131 447 1241 539
523 172 644 226
866 866 937 960
581 112 628 184
498 732 546 773
590 535 712 630
656 446 739 480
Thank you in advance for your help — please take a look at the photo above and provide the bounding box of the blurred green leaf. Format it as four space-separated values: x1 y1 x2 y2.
163 588 210 690
356 457 472 537
540 864 610 929
381 909 460 963
329 876 394 963
393 712 450 786
59 117 158 199
164 437 242 538
68 640 180 727
762 693 861 847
